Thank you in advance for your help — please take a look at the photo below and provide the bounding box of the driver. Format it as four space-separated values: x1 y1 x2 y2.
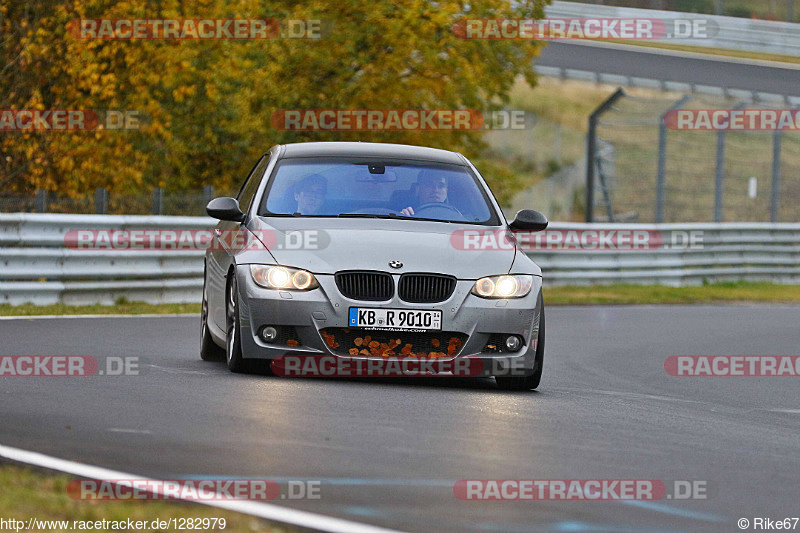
400 171 448 216
294 174 327 215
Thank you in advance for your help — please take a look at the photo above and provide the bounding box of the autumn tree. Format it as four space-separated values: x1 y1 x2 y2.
1 0 548 201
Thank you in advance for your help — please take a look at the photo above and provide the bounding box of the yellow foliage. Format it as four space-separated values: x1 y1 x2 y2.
1 0 549 196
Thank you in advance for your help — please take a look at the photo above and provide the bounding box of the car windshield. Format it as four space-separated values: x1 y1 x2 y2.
259 158 498 224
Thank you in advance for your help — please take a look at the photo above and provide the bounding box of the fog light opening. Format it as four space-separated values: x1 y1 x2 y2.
260 326 278 343
505 335 521 352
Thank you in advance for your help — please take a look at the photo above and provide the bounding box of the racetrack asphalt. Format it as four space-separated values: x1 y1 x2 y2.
1 305 799 532
537 41 800 96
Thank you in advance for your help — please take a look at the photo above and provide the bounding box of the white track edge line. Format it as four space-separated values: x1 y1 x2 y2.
0 444 404 533
0 314 196 320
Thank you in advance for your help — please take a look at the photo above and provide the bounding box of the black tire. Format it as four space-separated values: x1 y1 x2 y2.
200 266 225 361
496 300 545 391
225 272 249 373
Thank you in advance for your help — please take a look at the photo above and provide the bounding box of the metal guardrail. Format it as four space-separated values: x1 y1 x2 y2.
547 1 800 56
532 223 800 285
0 214 210 305
1 214 799 305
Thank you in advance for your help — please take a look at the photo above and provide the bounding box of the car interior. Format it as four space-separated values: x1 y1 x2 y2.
261 164 493 222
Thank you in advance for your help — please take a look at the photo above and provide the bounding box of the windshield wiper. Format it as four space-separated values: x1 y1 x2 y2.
402 216 454 223
337 213 455 223
337 213 398 219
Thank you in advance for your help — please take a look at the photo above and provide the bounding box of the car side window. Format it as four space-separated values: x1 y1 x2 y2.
237 155 270 214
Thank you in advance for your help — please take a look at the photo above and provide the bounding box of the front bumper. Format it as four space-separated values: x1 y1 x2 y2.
235 265 543 377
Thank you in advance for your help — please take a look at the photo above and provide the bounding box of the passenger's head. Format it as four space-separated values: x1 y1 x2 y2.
294 174 327 214
417 170 448 204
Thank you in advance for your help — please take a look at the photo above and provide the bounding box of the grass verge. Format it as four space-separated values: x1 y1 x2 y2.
0 464 291 532
544 282 800 305
0 302 201 316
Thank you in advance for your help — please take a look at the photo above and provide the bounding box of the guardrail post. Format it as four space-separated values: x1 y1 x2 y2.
788 0 795 22
656 95 692 223
586 88 625 223
771 131 783 222
95 188 107 215
34 189 47 213
152 187 164 215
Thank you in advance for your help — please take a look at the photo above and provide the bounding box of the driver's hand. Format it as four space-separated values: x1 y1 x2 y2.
400 206 414 216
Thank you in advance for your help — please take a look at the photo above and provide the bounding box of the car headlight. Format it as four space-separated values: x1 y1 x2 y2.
471 275 533 299
250 265 319 291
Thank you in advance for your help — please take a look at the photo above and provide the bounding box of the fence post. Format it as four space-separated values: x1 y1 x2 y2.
554 123 562 166
34 189 47 213
203 185 215 207
95 188 107 215
586 88 625 223
152 187 164 215
771 131 782 223
713 129 726 222
713 101 747 223
714 102 747 222
656 95 692 223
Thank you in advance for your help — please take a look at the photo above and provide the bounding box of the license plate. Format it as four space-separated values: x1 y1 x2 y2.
349 307 442 331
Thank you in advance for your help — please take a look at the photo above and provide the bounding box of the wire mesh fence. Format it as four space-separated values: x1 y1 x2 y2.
0 188 234 217
0 196 37 214
778 134 800 222
3 91 799 224
591 91 800 223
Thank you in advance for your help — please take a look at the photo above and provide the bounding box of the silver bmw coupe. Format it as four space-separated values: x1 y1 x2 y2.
201 142 548 390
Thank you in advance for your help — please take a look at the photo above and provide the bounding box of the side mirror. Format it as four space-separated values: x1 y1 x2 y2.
509 209 548 231
206 197 245 222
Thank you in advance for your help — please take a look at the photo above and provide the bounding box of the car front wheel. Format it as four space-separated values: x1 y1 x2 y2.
495 302 545 391
225 273 248 373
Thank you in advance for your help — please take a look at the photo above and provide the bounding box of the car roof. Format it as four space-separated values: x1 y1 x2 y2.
278 142 466 165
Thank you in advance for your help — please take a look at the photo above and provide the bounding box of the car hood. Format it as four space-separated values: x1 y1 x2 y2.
250 217 516 279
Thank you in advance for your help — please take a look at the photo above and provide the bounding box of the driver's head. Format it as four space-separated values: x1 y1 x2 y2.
417 171 447 204
294 174 327 214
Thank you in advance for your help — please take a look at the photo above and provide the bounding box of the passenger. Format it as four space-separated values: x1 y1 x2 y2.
293 174 327 215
